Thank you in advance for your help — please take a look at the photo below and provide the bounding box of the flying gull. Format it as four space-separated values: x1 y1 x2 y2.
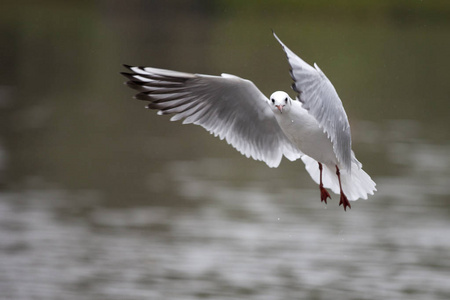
121 32 376 211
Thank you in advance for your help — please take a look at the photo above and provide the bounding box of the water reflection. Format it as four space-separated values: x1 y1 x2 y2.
1 1 450 299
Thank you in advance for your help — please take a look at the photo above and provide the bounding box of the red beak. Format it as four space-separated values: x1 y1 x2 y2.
276 105 283 113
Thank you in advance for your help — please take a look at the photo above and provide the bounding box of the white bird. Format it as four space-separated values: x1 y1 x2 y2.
121 32 376 211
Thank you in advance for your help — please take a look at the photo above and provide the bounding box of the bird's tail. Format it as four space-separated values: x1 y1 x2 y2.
301 155 376 201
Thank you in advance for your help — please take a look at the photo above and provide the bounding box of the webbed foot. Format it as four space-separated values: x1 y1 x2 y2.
319 184 331 204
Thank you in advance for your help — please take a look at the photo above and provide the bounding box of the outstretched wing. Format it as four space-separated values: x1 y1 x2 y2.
273 33 352 171
121 65 303 167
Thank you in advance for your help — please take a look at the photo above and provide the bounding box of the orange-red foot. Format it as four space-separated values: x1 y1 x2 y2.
339 193 351 211
319 184 331 204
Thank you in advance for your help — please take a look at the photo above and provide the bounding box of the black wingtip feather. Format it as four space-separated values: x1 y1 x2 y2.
121 72 136 81
288 68 295 79
125 81 148 91
135 93 152 101
291 83 301 94
145 102 164 110
129 80 147 86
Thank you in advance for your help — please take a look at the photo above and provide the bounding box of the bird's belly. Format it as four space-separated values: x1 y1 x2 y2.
278 111 337 165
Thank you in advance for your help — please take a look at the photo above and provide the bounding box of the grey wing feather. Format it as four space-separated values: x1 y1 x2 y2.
122 65 303 167
273 33 352 171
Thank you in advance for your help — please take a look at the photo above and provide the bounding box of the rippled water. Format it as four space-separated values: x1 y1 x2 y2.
1 1 450 300
1 133 449 299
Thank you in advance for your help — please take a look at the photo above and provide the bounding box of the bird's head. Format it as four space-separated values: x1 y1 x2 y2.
269 91 292 114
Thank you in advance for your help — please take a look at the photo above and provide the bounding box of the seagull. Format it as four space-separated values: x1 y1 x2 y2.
121 32 376 211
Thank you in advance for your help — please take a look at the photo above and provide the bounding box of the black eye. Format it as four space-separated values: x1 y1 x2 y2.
285 98 288 103
271 99 275 104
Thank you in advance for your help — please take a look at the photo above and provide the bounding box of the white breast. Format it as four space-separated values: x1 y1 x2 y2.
275 101 338 166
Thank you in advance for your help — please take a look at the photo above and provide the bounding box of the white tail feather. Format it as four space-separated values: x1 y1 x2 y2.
301 155 376 201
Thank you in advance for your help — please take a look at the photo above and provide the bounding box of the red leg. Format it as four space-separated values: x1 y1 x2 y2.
336 165 351 211
318 162 331 204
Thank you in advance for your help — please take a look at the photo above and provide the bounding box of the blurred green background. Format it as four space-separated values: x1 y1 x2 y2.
0 1 449 299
